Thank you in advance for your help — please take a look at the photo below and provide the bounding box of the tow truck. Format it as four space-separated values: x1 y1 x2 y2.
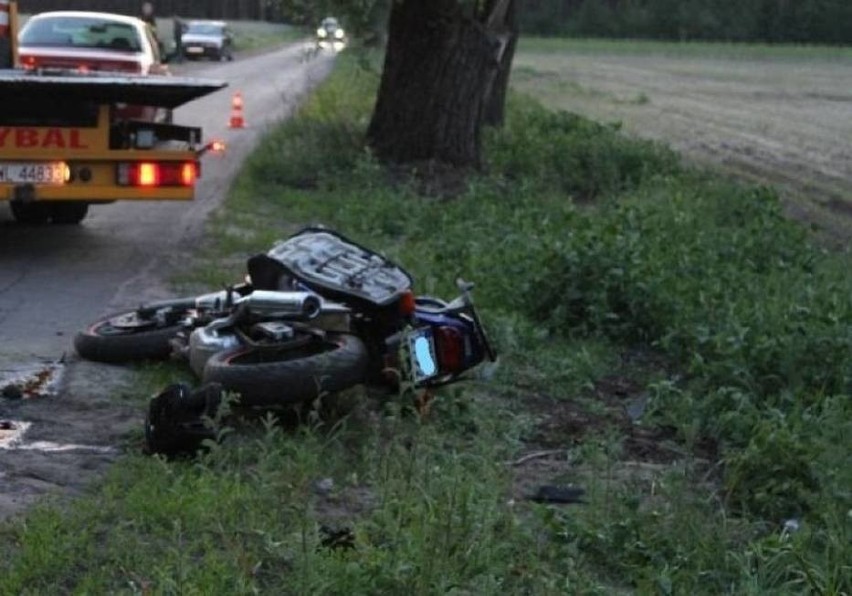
0 1 226 224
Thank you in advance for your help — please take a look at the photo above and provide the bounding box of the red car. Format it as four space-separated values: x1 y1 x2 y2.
17 11 170 120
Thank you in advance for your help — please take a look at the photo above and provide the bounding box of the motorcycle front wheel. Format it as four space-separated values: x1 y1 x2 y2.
74 309 188 363
202 332 368 407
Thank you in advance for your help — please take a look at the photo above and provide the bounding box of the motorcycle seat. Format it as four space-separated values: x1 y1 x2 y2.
251 227 413 308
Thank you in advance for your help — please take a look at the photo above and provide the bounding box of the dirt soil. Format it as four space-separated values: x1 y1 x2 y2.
512 46 852 247
0 42 335 521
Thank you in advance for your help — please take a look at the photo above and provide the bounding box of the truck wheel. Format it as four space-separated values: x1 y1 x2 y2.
10 202 49 225
49 202 89 225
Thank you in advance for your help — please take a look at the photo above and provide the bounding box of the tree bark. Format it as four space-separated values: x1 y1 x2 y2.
483 0 518 127
367 0 504 167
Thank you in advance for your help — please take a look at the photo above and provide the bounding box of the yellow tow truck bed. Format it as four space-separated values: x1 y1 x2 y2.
0 69 226 224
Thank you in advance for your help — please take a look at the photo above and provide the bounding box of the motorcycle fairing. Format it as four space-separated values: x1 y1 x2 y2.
248 227 413 308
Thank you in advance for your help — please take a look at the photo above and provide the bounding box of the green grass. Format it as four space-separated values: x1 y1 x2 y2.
2 52 850 593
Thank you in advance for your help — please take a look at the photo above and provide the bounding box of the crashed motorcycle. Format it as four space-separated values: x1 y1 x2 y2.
198 227 496 405
143 279 494 456
75 227 496 408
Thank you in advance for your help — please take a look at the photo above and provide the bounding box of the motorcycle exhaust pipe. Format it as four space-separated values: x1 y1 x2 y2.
237 291 322 320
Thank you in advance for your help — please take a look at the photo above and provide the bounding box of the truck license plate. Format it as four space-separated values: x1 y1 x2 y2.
0 162 68 185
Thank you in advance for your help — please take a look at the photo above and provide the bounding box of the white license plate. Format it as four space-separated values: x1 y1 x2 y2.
186 47 204 53
0 162 67 185
407 327 439 384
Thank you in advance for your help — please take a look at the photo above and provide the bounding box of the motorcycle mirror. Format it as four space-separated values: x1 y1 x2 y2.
456 278 475 293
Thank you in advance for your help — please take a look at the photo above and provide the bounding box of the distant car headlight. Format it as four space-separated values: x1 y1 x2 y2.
317 28 327 38
334 28 345 39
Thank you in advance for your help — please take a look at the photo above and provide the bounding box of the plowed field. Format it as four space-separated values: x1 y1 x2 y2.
513 39 852 246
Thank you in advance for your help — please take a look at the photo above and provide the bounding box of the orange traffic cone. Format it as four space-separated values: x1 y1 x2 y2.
228 92 245 129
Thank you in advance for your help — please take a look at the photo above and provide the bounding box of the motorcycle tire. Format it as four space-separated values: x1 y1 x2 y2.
202 332 369 407
74 310 188 363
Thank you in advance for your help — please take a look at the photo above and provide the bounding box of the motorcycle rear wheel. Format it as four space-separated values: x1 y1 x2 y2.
202 332 368 406
74 309 188 363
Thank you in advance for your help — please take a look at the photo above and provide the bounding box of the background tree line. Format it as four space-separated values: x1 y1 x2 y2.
519 0 852 44
19 0 269 20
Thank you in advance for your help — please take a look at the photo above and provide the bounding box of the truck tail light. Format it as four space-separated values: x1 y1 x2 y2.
117 162 198 187
180 163 196 186
137 163 159 186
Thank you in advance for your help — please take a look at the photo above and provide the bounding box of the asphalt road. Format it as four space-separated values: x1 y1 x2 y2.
0 42 335 519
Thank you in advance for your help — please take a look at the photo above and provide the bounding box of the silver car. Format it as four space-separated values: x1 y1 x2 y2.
181 20 234 61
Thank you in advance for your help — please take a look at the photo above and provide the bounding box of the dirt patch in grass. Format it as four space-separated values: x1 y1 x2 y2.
508 343 719 503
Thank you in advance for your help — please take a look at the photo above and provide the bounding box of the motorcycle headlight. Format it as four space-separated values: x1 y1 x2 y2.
317 28 327 38
334 28 345 39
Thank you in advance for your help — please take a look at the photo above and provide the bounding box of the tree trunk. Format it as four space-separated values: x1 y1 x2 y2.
367 0 502 167
483 0 518 127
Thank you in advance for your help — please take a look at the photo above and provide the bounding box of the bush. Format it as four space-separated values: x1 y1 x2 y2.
487 98 680 199
526 179 852 402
